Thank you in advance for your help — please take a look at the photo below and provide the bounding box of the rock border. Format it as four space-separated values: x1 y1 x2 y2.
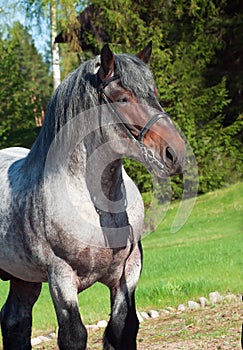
31 292 241 347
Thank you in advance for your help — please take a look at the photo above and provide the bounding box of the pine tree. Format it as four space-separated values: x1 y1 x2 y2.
88 0 243 196
0 22 52 148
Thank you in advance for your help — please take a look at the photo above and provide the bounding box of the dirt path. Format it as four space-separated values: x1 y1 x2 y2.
86 296 242 349
137 298 242 349
32 296 242 349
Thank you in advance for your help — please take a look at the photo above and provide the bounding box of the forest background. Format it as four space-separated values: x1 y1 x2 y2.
0 0 242 201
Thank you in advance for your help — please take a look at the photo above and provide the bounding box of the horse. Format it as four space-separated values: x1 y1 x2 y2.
0 42 186 350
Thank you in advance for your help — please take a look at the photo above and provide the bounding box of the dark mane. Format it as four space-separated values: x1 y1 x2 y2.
115 54 154 97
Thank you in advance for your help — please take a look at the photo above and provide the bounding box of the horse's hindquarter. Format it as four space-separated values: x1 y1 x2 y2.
0 148 48 282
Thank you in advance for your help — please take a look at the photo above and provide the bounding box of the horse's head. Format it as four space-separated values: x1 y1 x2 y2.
97 42 186 177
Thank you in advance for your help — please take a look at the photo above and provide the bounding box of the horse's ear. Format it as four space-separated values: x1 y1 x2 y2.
99 44 114 80
136 41 152 64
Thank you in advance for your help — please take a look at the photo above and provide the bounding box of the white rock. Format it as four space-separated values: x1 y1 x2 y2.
97 320 108 328
86 324 99 331
161 309 170 315
177 304 186 312
188 300 200 309
166 306 175 312
140 311 150 320
31 332 56 346
48 332 56 339
224 294 237 302
148 310 159 318
38 335 52 342
199 297 209 308
209 291 222 304
136 311 144 323
31 338 42 346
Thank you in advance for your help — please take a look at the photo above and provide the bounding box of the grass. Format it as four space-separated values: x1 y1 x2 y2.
138 182 243 309
0 182 242 338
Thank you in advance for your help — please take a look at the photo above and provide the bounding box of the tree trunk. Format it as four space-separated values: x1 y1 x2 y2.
50 1 61 91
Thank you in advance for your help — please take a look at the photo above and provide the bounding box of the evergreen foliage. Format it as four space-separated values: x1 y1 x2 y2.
0 1 242 199
89 0 243 197
0 22 52 148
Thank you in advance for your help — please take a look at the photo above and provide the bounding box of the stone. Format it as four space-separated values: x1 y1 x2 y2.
48 332 56 339
166 306 176 313
224 293 237 302
97 320 108 328
188 300 200 309
199 296 209 308
148 310 159 318
86 324 99 331
161 309 170 315
141 311 150 320
136 311 144 323
177 304 186 312
209 291 223 304
31 332 57 346
31 338 42 346
38 335 52 342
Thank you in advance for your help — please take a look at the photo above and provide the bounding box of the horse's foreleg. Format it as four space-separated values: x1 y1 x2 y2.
0 279 42 350
103 243 142 350
48 261 87 350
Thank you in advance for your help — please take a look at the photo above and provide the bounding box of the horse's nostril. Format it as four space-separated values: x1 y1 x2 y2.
165 147 175 164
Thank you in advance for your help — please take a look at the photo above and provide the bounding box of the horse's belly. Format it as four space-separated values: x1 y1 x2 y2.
0 251 47 282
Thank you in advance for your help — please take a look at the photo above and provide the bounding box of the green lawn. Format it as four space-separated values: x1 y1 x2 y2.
0 182 242 336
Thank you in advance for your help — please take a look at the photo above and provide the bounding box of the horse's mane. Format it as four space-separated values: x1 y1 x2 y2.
25 52 154 167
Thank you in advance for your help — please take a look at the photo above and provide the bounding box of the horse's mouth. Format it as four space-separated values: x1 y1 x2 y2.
140 146 184 178
151 160 183 178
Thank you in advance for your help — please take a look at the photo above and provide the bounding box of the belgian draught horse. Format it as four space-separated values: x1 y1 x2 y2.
0 42 185 349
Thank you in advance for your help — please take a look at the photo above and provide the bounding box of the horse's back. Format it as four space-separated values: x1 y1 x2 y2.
0 147 29 186
0 147 29 161
0 146 30 194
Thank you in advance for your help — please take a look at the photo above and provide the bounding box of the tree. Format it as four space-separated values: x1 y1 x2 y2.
50 1 61 90
86 0 243 196
2 1 242 197
21 0 61 90
0 22 52 148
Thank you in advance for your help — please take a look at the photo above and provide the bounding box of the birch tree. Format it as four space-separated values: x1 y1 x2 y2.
21 0 80 91
50 1 60 91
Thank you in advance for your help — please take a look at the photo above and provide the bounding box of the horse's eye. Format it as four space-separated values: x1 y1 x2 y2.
118 97 128 103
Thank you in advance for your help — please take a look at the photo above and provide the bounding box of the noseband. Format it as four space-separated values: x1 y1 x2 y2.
97 74 169 172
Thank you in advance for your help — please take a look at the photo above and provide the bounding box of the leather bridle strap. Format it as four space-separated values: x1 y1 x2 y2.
97 75 169 145
137 113 168 142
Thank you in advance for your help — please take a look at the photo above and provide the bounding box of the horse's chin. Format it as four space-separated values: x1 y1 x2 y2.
150 160 183 178
151 166 170 178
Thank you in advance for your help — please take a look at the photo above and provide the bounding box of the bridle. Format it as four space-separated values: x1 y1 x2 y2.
97 74 169 172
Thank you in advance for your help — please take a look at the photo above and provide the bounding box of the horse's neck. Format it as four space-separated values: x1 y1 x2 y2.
84 152 124 209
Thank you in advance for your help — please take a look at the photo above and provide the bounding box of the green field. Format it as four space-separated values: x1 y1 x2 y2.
0 182 242 337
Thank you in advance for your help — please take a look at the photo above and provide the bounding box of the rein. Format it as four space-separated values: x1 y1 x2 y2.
97 74 168 172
